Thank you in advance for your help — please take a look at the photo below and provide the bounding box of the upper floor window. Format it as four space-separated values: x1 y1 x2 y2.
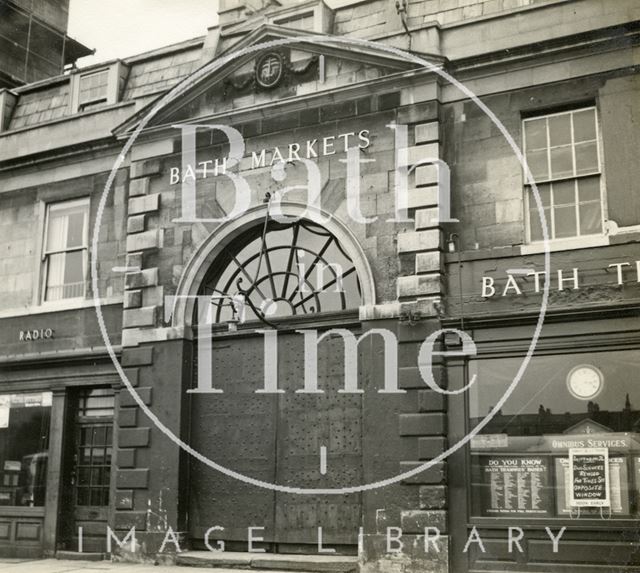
273 11 315 31
523 107 604 242
69 62 128 113
77 69 109 111
42 198 89 302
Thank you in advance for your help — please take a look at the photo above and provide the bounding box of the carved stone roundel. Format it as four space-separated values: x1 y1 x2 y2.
255 51 285 89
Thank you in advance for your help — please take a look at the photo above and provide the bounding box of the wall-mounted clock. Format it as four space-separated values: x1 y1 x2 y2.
567 365 604 400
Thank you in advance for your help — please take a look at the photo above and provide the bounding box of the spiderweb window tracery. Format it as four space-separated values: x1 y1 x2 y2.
199 220 362 323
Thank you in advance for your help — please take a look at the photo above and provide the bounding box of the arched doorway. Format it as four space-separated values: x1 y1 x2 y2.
184 209 373 554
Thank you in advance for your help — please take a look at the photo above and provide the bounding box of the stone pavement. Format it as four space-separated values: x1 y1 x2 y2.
0 559 188 573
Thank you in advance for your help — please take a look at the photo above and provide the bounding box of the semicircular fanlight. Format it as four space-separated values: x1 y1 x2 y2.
199 220 362 323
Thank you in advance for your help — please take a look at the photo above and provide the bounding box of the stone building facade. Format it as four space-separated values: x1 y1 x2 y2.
0 0 92 88
0 1 639 572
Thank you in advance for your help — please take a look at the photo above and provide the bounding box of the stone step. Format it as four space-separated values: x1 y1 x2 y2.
176 551 359 572
55 550 106 561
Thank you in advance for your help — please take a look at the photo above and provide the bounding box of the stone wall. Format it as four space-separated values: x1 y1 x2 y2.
442 73 640 252
0 170 127 313
333 0 559 37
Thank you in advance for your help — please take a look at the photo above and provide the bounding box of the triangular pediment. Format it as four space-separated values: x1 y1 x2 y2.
563 419 614 435
115 24 441 136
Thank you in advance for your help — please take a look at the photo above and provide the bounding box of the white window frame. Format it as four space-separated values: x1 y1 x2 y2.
522 106 607 248
77 69 110 110
69 62 126 113
41 197 89 304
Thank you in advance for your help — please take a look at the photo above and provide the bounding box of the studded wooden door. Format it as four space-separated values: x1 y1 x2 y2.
188 334 278 547
188 326 363 551
274 330 363 550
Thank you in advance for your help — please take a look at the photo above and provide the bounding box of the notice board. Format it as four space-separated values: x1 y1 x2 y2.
475 455 553 517
569 448 610 508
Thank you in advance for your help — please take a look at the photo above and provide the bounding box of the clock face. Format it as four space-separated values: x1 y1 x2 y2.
567 365 603 400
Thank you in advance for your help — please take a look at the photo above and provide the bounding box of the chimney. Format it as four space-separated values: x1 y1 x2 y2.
218 0 247 28
218 0 280 28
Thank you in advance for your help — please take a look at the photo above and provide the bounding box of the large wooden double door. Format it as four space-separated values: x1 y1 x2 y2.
188 325 364 552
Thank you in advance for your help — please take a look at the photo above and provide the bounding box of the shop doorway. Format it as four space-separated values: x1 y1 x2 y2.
187 219 365 553
60 388 114 553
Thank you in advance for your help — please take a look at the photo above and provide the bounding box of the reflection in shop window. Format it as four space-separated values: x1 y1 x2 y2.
0 392 51 507
468 351 640 520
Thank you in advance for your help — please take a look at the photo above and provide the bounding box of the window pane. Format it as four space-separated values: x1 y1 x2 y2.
46 213 66 252
548 113 571 147
526 149 549 180
79 389 115 417
63 250 84 285
552 180 576 206
92 448 105 464
573 108 596 142
580 202 602 235
66 211 85 248
525 118 547 150
45 252 66 301
80 447 92 464
550 146 574 179
529 183 551 208
575 141 599 174
78 467 90 486
578 177 601 202
0 393 51 507
91 468 102 486
90 489 102 506
76 487 90 505
554 205 577 238
529 208 551 242
94 426 107 446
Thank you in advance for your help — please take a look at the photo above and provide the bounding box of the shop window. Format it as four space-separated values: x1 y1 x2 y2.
42 198 89 302
0 392 52 507
468 350 640 520
523 107 604 242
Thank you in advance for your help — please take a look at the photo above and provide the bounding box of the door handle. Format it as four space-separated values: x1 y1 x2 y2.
70 453 78 485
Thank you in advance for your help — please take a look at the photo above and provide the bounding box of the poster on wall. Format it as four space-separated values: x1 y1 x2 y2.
568 448 610 508
474 455 553 516
556 456 628 515
0 396 10 429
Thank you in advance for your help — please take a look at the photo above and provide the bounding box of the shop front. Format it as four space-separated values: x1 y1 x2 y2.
0 305 122 557
447 252 640 572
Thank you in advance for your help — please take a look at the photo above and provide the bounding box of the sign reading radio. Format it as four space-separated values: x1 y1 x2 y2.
481 260 640 298
19 328 54 341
